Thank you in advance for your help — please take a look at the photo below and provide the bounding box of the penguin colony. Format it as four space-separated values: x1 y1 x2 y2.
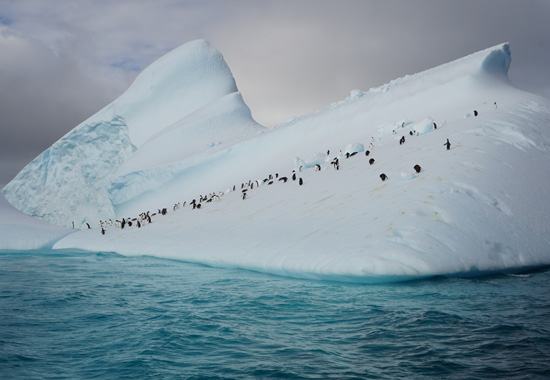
86 103 495 234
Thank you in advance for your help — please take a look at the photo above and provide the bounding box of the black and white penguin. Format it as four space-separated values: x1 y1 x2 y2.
299 178 304 186
413 164 422 173
101 228 105 235
365 150 370 157
279 177 288 183
444 139 451 150
369 158 375 165
380 173 388 181
86 223 91 229
292 173 297 181
474 110 478 117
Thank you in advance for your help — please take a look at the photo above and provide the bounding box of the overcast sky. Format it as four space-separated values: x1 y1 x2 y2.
1 0 549 188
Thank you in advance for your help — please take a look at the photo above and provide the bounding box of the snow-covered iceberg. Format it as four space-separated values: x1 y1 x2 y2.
2 41 550 283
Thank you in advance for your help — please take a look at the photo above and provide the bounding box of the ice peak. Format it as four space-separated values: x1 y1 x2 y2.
96 39 240 148
480 42 511 77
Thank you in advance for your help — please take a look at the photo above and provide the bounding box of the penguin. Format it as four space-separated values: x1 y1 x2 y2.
315 164 321 171
474 110 478 117
444 139 451 150
86 223 91 229
365 150 370 157
292 173 297 181
299 178 304 186
101 228 105 235
433 122 437 130
350 152 358 157
380 173 388 181
414 164 422 173
369 158 375 165
279 177 288 183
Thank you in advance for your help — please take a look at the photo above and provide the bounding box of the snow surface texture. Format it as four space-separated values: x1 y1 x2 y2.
3 41 550 283
0 194 72 250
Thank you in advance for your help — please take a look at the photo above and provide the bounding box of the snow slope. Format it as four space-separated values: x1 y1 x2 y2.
3 41 550 282
0 194 72 250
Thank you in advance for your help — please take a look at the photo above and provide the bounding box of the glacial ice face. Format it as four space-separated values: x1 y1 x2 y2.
2 116 135 227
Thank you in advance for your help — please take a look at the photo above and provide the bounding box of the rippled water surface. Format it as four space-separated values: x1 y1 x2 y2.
1 250 549 379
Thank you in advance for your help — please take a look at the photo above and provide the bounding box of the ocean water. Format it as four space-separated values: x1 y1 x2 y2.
0 250 549 380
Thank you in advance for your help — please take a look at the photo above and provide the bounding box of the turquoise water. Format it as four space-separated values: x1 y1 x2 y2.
1 250 549 379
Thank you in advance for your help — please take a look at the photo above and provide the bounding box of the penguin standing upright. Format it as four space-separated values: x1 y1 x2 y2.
444 139 451 150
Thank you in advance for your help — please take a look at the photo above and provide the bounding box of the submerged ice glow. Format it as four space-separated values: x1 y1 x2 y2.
2 41 550 282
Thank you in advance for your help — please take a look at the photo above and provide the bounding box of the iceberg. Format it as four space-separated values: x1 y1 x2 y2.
2 41 550 283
